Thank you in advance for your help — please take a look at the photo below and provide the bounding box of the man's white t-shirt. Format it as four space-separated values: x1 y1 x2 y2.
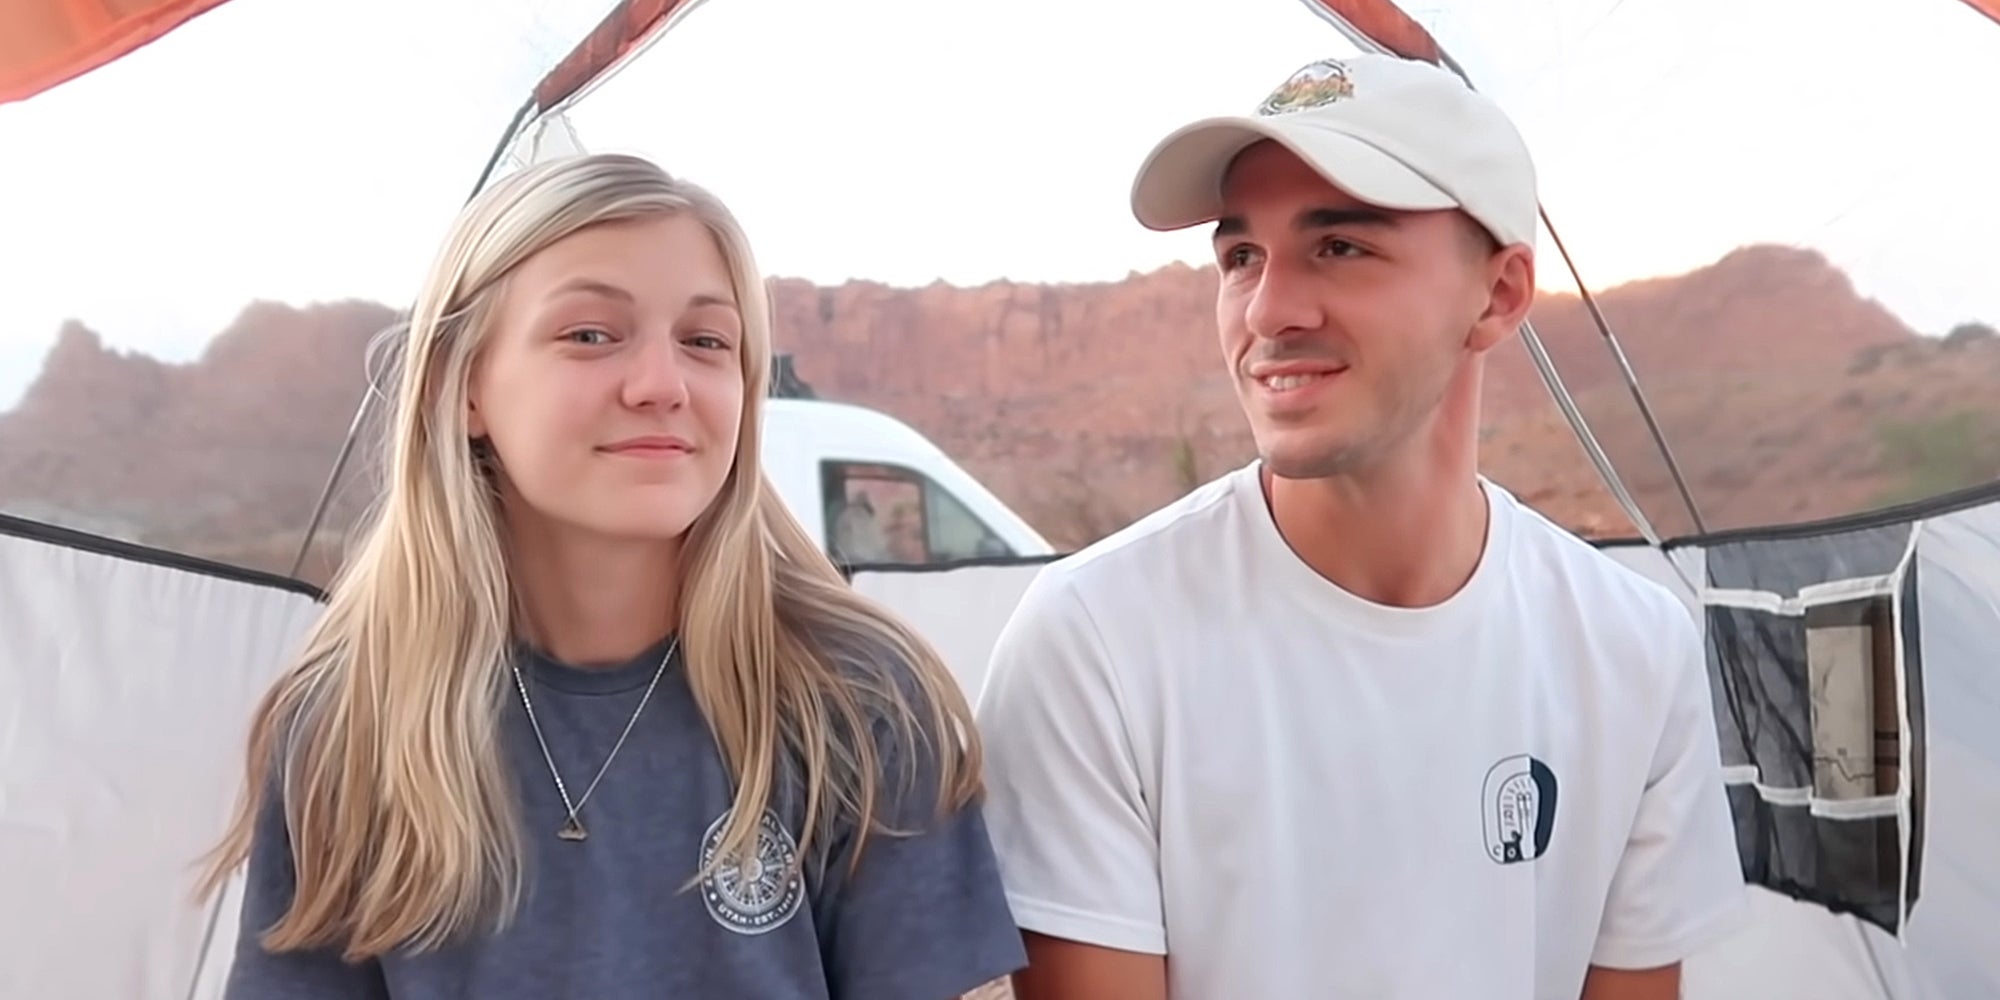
975 462 1748 999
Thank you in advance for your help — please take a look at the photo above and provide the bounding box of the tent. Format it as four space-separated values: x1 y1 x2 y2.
2 0 1997 997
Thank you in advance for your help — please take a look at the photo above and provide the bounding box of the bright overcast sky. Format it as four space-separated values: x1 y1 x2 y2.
0 0 1995 411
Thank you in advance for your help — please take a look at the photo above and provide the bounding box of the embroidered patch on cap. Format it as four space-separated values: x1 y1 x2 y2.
1256 58 1356 116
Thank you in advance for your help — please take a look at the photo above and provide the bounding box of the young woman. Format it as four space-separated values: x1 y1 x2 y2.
197 152 1026 999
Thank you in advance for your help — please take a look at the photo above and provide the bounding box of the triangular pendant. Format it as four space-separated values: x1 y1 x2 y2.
557 816 588 841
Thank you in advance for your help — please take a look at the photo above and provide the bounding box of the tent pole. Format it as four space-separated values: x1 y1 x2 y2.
1540 209 1710 535
1851 916 1902 998
287 388 374 579
283 93 540 581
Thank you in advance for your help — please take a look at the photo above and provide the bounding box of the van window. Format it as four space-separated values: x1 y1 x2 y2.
820 461 1015 565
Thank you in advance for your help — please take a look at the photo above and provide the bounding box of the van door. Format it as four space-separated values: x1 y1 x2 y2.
820 460 1018 566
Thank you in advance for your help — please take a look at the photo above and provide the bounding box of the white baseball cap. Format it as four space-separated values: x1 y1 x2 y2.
1130 54 1538 250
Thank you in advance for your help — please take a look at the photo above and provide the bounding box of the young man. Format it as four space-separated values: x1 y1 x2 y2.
974 53 1748 1000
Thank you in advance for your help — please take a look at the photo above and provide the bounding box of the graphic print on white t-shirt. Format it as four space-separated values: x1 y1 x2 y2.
1484 752 1559 865
975 462 1747 1000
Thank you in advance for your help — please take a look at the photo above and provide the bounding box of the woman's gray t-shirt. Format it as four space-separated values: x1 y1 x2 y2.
222 634 1027 999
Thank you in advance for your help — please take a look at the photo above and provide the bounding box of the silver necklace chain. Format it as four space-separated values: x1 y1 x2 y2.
509 636 677 842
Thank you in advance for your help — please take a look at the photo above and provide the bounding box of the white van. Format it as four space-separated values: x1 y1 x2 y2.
759 396 1054 567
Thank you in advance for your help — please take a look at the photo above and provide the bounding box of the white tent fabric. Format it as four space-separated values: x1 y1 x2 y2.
848 561 1048 699
4 486 1996 998
1899 502 2000 991
0 519 320 1000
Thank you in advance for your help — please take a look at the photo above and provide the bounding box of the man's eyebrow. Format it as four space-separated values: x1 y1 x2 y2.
1299 207 1398 230
1212 206 1399 242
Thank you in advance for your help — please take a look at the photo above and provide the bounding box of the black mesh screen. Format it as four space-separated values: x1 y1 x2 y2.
1701 530 1925 936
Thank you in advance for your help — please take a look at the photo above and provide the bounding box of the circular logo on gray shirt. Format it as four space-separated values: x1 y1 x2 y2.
699 808 805 934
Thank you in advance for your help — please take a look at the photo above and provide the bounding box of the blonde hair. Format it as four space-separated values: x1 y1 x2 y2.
196 152 983 960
